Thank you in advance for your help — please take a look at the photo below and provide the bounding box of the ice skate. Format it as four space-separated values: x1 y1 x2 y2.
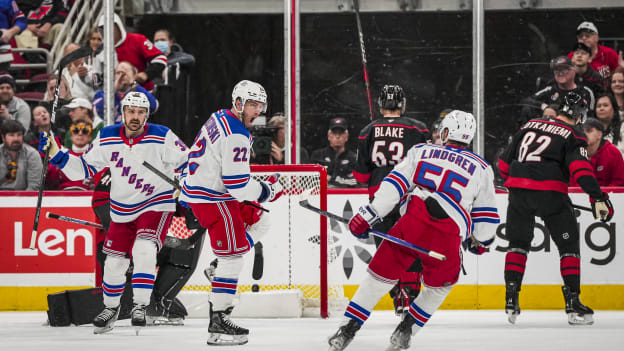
203 258 218 282
505 282 521 324
328 319 361 351
131 303 147 335
562 286 594 325
93 306 120 334
387 314 416 350
146 297 185 326
207 303 248 346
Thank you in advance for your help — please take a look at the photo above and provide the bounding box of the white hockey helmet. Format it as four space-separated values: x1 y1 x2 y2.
122 91 151 115
231 80 267 114
439 110 476 145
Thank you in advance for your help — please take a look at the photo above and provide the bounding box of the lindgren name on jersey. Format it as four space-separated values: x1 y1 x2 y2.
420 148 477 175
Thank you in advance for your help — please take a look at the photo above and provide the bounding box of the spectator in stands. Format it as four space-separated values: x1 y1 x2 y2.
95 13 167 91
571 42 605 96
568 21 619 80
570 118 624 187
24 104 54 145
62 42 97 100
46 117 95 191
310 117 357 188
43 73 71 102
0 0 27 71
594 93 623 156
83 28 103 90
610 67 624 120
533 56 595 118
62 97 103 148
0 119 42 190
0 72 30 130
92 61 158 124
153 28 195 70
431 108 452 145
14 0 68 51
542 104 558 119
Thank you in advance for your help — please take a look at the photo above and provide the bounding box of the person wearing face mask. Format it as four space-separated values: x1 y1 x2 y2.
153 29 195 71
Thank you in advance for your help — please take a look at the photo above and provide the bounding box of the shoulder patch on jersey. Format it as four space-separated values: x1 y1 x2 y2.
145 123 169 137
99 124 123 138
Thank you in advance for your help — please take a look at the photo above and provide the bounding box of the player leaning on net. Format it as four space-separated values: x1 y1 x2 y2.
328 111 500 351
178 80 283 346
352 84 429 315
498 92 614 326
38 92 189 334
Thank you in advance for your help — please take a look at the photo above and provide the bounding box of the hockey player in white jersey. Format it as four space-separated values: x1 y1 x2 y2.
328 110 500 350
39 91 189 334
178 80 283 346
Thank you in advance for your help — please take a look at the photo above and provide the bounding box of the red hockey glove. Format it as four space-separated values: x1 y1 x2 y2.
462 235 494 255
348 205 381 239
590 193 614 222
258 173 284 203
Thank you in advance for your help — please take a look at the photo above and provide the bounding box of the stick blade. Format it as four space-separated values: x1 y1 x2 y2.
58 47 92 69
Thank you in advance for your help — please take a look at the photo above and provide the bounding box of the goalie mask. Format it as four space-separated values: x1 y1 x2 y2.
378 84 406 112
560 92 588 124
439 110 476 145
232 80 267 114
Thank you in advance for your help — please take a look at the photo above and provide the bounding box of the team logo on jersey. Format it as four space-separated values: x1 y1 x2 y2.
562 232 570 240
144 39 154 50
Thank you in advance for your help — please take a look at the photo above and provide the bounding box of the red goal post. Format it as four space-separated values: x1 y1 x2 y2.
169 164 344 318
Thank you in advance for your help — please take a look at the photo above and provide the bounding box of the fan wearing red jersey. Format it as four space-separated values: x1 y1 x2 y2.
498 91 614 326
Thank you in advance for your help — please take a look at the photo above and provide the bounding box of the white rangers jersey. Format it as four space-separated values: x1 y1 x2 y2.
179 109 263 204
370 143 500 242
53 123 189 223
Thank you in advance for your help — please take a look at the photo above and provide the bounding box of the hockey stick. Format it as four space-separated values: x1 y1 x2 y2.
30 47 93 249
141 160 269 213
494 185 592 212
353 0 375 120
298 199 446 261
46 212 104 230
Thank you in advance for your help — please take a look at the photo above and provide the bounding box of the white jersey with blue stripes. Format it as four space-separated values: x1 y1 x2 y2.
179 109 264 204
54 123 189 223
370 143 500 242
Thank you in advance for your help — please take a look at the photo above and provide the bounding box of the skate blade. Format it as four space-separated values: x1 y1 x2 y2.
93 325 113 334
207 333 248 346
147 316 184 326
506 310 519 324
567 313 594 325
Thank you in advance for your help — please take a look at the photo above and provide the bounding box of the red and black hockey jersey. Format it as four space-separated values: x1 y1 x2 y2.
353 116 429 197
498 117 602 199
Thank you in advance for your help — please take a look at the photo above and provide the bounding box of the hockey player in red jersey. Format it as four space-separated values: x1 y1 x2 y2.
498 91 614 325
329 110 499 350
352 85 429 315
96 13 167 91
39 91 189 334
179 80 284 346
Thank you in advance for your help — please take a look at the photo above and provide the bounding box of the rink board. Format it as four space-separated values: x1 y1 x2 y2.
1 190 623 311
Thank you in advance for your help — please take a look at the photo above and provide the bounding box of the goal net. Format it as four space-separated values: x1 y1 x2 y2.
169 164 346 318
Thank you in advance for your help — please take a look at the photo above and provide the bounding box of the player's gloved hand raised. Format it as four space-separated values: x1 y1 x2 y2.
38 131 59 157
258 173 284 203
462 235 493 255
348 204 381 239
590 193 614 222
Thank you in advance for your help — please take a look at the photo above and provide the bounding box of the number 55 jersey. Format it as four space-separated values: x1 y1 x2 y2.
180 109 265 204
370 143 499 244
498 117 603 199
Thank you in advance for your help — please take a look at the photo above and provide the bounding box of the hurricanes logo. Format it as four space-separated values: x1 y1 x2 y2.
307 200 375 280
562 232 570 240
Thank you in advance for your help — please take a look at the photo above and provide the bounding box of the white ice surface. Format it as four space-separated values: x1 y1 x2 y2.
1 310 622 351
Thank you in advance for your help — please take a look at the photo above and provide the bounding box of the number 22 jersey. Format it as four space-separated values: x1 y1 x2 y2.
179 109 264 204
